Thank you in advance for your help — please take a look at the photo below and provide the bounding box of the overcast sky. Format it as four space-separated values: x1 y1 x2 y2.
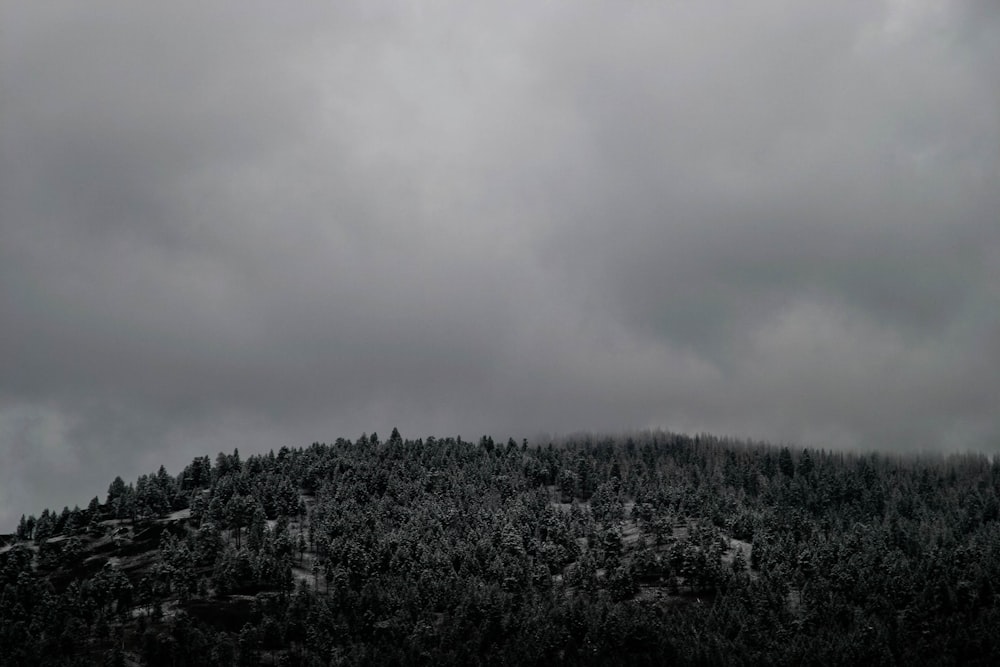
2 1 998 528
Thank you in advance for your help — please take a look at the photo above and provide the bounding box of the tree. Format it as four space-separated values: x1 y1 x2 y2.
33 510 54 543
577 457 596 500
193 522 223 566
798 449 815 478
558 469 577 503
16 515 31 540
225 495 256 549
112 485 136 523
246 505 267 553
87 496 102 522
211 634 237 667
107 477 128 505
779 448 795 478
237 623 261 666
103 643 126 667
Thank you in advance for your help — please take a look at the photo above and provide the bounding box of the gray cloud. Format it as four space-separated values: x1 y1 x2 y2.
2 0 998 527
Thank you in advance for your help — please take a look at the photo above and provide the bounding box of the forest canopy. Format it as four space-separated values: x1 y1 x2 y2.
3 430 1000 665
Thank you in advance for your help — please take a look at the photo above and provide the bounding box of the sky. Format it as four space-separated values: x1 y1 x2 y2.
1 1 998 529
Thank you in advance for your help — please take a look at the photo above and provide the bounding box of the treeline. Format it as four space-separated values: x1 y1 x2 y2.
3 430 1000 665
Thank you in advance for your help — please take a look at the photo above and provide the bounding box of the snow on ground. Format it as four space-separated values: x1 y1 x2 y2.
621 521 642 545
720 536 753 568
158 508 191 522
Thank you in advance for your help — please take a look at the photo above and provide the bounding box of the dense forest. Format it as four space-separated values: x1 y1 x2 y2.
3 430 1000 665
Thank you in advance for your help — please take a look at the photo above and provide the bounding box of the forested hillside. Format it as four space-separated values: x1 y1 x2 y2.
3 430 1000 665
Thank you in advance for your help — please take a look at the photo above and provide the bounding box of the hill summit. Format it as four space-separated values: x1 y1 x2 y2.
3 430 1000 665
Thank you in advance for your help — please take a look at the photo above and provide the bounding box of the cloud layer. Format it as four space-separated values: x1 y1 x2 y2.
2 1 998 527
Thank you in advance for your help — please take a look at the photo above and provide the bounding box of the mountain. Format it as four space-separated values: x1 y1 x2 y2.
3 430 1000 665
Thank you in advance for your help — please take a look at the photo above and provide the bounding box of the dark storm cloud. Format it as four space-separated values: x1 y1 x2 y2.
2 1 998 527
